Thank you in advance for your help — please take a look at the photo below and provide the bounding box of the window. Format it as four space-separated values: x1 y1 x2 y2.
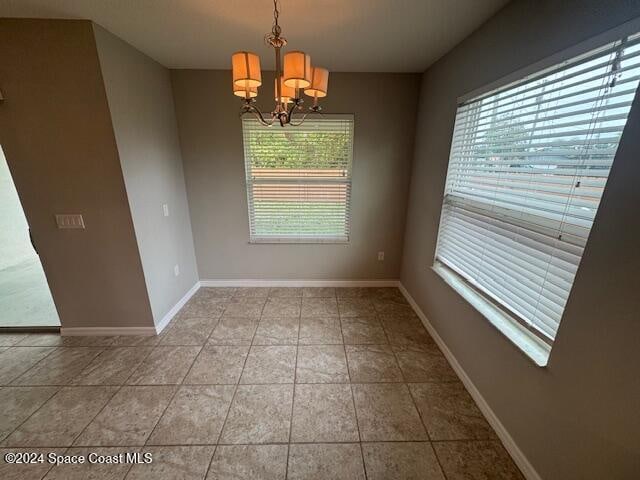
435 33 640 347
242 115 354 243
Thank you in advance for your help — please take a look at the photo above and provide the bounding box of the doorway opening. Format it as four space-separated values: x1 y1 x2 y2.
0 146 59 328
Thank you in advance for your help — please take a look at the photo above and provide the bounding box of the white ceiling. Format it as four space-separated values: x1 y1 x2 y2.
0 0 509 72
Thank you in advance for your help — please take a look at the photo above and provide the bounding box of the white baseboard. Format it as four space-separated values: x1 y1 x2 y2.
60 326 157 336
398 283 542 480
200 279 400 287
154 281 201 334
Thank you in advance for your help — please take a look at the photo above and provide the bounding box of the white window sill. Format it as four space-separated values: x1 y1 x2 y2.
249 237 350 244
432 263 550 367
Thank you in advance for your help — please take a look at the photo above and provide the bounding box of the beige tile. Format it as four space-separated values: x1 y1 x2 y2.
196 287 237 298
374 300 417 317
337 298 376 317
346 345 403 382
261 297 302 318
108 335 163 347
394 347 458 382
291 384 359 442
220 384 293 444
302 287 335 298
0 387 59 441
352 384 427 441
0 347 56 384
433 441 524 480
44 447 139 480
160 317 219 345
179 296 228 318
240 346 296 384
296 345 349 383
0 334 29 346
269 287 303 297
126 446 215 480
362 442 445 480
223 298 265 318
207 444 287 480
184 346 249 384
209 316 259 345
72 347 153 385
14 334 115 347
341 316 388 344
0 448 63 480
127 346 200 385
298 317 342 345
4 386 117 446
58 336 118 347
12 347 103 385
409 383 495 440
253 317 299 345
234 287 270 298
15 334 64 347
336 287 375 298
74 386 175 446
301 297 338 317
148 385 235 444
287 443 365 480
380 316 433 345
370 287 408 304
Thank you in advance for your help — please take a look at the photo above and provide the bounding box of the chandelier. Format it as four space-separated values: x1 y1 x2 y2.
231 0 329 127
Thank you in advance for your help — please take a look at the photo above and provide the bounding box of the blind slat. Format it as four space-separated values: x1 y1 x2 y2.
436 32 640 341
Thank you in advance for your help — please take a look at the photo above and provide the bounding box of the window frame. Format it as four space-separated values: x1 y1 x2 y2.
241 114 355 244
432 18 640 366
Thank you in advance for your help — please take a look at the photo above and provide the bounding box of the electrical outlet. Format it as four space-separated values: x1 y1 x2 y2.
163 204 170 217
378 251 385 261
55 214 85 229
174 264 180 276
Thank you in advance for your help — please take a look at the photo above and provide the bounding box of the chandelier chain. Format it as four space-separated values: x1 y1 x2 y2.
272 0 281 37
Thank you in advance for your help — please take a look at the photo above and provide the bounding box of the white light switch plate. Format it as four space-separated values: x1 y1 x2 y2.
163 204 169 217
55 214 85 229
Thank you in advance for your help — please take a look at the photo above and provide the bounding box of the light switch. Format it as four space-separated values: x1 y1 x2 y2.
163 204 169 217
55 214 85 229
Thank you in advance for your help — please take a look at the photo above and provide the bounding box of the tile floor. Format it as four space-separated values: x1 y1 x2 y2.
0 287 524 479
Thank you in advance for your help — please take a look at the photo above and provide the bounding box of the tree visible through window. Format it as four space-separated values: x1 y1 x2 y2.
242 116 354 242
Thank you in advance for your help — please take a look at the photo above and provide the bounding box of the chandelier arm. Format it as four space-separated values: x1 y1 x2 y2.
287 112 312 127
242 104 275 127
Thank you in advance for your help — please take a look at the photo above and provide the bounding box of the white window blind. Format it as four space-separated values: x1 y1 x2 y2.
435 33 640 342
242 116 354 243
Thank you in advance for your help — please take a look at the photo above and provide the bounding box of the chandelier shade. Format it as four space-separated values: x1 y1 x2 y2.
232 51 262 88
304 67 329 98
275 77 296 103
233 81 258 99
283 51 312 89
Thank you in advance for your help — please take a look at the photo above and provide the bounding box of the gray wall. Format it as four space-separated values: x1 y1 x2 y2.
400 1 640 479
171 70 419 280
93 25 199 323
0 19 154 329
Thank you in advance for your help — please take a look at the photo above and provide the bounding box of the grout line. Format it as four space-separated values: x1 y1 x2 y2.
284 295 301 480
340 311 369 480
142 346 205 446
1 348 110 445
66 344 160 449
2 439 475 449
213 293 265 451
